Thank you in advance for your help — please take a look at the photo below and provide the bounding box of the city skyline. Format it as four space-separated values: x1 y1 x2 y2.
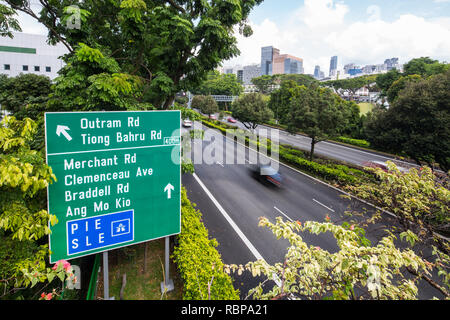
225 0 450 74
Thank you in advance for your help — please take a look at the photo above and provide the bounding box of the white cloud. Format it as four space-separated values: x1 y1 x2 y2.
227 1 450 74
295 0 349 30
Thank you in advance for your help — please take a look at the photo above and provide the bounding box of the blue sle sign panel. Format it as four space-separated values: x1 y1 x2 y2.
67 210 134 256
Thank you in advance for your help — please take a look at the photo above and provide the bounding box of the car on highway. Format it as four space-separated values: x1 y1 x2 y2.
182 119 193 128
363 160 409 173
209 114 217 120
250 164 283 187
227 117 237 124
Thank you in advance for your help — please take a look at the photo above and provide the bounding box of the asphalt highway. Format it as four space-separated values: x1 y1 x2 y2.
220 117 415 168
181 123 444 299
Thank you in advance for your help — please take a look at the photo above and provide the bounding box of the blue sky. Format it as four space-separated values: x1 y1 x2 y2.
249 0 450 24
7 0 450 74
226 0 450 73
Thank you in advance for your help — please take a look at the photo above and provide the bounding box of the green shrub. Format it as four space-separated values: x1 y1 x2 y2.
335 137 371 148
202 118 364 185
172 188 239 300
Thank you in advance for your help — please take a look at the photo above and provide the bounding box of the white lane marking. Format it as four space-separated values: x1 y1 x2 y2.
274 207 294 222
312 199 336 213
192 173 282 287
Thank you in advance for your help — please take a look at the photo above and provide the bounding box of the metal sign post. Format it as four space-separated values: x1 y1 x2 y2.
161 236 174 294
103 251 111 300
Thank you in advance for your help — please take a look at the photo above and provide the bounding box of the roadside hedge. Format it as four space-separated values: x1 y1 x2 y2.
172 188 240 300
201 119 364 185
335 136 371 149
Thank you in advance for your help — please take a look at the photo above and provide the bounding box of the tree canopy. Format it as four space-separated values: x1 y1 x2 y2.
2 0 264 109
232 93 273 130
365 69 450 171
193 71 243 96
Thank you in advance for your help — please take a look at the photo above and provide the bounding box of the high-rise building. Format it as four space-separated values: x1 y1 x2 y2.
261 46 303 76
0 32 68 80
261 46 280 76
273 54 304 75
243 64 261 85
384 58 399 71
314 65 325 79
329 56 338 77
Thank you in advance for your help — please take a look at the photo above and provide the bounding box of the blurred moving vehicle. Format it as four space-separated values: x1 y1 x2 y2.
183 119 193 128
209 114 217 120
250 164 283 187
363 160 409 173
227 117 237 123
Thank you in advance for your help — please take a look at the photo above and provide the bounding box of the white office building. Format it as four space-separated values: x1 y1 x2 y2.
0 32 68 80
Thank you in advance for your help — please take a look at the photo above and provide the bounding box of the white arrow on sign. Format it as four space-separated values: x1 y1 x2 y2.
56 125 72 142
164 183 175 199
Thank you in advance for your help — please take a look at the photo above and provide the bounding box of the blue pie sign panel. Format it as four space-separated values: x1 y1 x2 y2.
67 210 134 256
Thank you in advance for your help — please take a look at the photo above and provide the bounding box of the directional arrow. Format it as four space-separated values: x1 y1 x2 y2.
164 183 175 199
56 125 72 142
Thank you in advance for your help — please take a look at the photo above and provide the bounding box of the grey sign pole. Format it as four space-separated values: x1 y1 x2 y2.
103 251 115 300
161 236 174 294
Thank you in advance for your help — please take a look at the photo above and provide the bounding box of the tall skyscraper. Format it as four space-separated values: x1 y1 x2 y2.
261 46 303 76
329 56 338 77
261 46 280 76
314 66 325 79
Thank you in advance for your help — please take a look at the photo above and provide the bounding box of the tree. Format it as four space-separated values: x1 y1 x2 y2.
365 69 450 171
193 71 243 97
386 74 422 103
0 74 52 116
376 69 402 99
0 116 74 299
0 3 21 38
252 75 276 94
269 80 300 124
200 95 219 118
286 86 347 160
347 162 450 297
326 76 375 101
226 217 431 300
47 43 146 112
3 0 264 109
232 93 273 131
403 57 440 76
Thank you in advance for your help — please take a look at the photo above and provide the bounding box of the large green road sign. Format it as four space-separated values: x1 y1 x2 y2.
45 111 181 263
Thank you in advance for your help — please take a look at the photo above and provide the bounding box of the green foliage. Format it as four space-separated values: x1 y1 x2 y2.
232 93 273 130
226 217 430 300
0 73 52 116
201 116 367 186
365 69 450 171
48 43 147 112
2 0 264 109
199 95 219 117
403 57 449 77
325 75 377 100
350 162 450 238
173 188 239 300
335 136 371 149
0 4 21 37
286 85 347 160
0 116 78 298
193 71 243 96
376 69 402 98
279 149 359 185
